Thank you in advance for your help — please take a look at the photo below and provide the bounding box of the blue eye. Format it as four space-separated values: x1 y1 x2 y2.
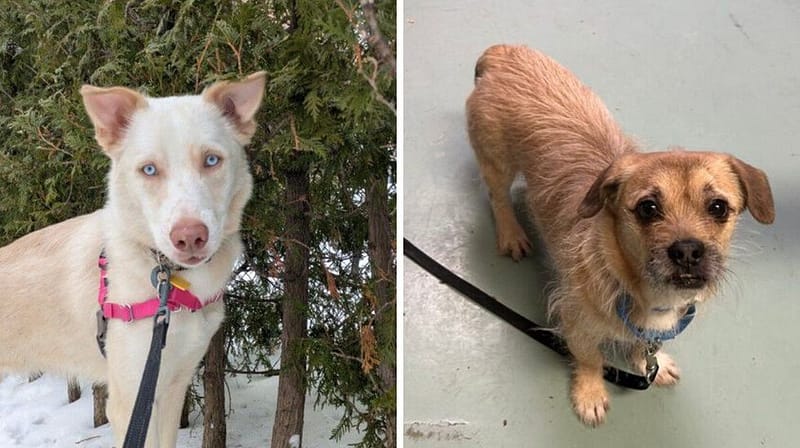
142 164 157 176
204 154 220 167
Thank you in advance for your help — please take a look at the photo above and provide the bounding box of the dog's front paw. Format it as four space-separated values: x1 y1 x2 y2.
571 374 610 427
637 351 681 386
652 352 681 386
496 223 531 261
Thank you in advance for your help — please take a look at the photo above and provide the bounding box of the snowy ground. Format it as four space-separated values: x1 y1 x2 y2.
0 373 357 447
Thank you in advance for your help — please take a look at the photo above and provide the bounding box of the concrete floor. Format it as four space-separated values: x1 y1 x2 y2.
403 1 800 446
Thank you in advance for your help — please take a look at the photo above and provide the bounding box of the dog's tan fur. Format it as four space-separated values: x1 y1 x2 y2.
466 45 775 426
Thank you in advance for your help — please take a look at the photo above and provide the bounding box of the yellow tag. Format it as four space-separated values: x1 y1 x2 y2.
170 275 191 291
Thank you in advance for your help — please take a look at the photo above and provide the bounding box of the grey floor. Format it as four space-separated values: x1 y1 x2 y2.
403 1 800 446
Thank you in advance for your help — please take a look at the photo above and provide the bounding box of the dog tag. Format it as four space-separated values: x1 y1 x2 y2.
170 275 191 291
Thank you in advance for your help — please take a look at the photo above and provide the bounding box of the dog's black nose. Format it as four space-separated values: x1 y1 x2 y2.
667 239 705 267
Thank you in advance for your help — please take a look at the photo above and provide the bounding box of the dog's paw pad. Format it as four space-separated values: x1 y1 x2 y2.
571 381 609 427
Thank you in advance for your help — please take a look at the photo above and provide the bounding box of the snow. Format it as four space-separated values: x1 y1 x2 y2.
0 373 357 447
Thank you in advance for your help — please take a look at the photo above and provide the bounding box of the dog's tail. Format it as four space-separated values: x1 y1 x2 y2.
474 44 518 84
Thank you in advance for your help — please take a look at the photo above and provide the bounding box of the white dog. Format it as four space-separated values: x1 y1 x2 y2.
0 72 265 447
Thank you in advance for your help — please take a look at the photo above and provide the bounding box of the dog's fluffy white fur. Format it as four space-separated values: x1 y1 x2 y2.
0 72 265 447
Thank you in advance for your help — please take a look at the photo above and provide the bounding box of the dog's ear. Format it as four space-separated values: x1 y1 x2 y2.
728 157 775 224
203 71 266 145
578 163 625 219
80 86 146 154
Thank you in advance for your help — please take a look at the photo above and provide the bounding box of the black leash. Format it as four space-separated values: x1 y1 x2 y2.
403 238 655 390
122 265 173 448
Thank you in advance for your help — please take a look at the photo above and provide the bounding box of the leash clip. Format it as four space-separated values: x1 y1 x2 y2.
150 265 172 325
644 340 661 384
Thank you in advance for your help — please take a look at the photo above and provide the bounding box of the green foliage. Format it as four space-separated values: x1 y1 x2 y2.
0 0 395 446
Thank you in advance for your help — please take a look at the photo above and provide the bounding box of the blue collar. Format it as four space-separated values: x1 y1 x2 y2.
615 293 696 343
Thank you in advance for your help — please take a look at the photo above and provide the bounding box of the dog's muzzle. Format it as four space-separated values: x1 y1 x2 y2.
666 238 709 289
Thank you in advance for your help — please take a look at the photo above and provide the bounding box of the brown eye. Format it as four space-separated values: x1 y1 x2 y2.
708 199 729 220
635 199 661 222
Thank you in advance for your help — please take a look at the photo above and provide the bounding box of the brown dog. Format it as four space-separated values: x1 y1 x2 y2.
466 45 775 426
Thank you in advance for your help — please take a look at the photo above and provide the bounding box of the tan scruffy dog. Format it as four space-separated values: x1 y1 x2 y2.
466 44 775 426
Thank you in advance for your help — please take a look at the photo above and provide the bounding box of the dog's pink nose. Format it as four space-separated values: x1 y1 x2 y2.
170 219 208 252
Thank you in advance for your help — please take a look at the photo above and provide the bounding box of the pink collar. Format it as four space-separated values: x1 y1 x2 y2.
97 253 222 322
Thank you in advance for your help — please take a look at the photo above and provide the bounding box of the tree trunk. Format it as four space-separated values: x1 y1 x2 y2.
92 383 108 427
271 164 310 448
180 388 191 429
360 0 396 76
202 326 227 448
367 174 396 448
67 377 81 403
